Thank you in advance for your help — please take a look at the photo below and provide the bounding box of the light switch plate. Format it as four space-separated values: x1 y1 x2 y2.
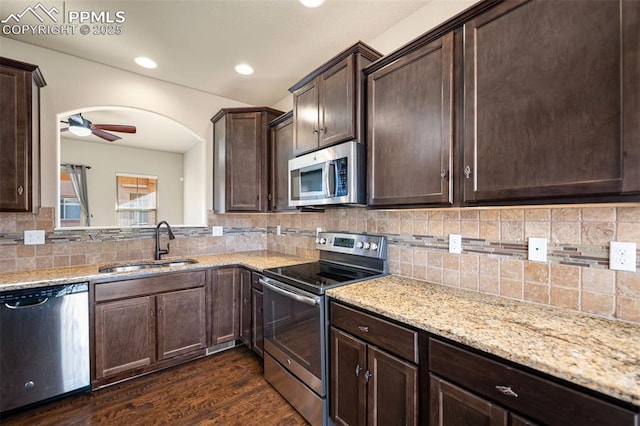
211 226 223 236
276 225 281 235
528 237 547 262
449 234 462 254
610 241 636 272
24 230 45 245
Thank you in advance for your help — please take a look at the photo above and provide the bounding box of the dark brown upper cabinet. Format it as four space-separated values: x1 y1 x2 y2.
212 107 283 212
366 33 454 208
0 57 46 213
268 111 295 212
462 0 640 203
289 42 381 157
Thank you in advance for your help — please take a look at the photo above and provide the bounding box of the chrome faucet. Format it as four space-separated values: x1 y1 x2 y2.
155 220 175 260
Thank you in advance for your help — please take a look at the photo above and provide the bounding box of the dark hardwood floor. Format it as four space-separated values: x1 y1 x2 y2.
2 346 309 425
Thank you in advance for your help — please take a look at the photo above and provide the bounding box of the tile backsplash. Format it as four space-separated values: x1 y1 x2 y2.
1 205 639 324
266 205 640 324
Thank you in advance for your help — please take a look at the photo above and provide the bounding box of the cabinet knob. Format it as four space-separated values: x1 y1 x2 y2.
365 370 373 383
358 326 369 333
355 364 363 377
244 298 249 304
440 169 448 181
464 165 472 179
495 385 518 398
17 186 23 196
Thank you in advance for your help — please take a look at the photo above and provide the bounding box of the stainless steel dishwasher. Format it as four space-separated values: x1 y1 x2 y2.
0 282 90 415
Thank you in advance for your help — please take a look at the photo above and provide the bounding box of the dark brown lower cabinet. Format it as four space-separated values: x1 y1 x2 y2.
429 338 638 426
251 272 264 357
239 268 252 347
93 271 207 388
331 326 418 426
209 267 241 345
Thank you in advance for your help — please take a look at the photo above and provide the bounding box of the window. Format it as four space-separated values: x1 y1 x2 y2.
116 174 158 226
59 170 81 226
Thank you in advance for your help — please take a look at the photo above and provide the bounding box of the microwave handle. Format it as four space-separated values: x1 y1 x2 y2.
324 162 336 198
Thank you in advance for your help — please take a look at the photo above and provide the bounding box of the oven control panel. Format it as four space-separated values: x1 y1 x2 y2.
316 232 386 258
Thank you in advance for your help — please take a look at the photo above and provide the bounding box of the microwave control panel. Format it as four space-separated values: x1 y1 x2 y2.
335 158 348 196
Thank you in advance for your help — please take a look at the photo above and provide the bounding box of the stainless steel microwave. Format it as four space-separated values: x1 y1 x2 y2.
288 141 365 207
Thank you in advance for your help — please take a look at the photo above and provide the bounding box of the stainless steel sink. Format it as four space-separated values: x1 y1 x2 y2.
98 259 198 273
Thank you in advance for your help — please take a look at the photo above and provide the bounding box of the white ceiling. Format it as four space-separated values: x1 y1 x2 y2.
1 0 428 106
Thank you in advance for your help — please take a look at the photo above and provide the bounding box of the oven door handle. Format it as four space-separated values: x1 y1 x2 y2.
259 279 320 307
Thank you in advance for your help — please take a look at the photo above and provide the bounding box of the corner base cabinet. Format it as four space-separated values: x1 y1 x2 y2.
330 300 419 426
0 57 46 212
93 270 207 388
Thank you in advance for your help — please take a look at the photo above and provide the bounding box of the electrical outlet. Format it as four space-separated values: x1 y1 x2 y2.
211 226 223 236
610 241 636 272
316 227 322 236
276 225 281 236
24 230 45 245
528 237 547 262
449 234 462 254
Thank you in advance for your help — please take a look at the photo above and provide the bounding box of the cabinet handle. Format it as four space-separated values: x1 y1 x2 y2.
365 370 373 383
440 169 448 181
268 194 272 201
464 165 472 179
355 364 363 377
312 128 319 134
244 297 249 304
150 309 155 318
495 385 518 398
358 326 369 333
17 186 23 196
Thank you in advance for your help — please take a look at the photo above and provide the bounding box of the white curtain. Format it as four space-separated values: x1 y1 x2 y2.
63 164 91 226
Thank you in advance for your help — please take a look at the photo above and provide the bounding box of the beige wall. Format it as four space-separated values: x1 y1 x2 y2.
61 138 184 226
1 38 247 212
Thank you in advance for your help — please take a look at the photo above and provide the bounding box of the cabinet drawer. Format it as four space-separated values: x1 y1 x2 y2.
429 338 638 426
95 270 206 302
330 301 418 363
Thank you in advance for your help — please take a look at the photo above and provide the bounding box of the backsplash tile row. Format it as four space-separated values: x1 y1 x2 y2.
0 209 265 273
266 205 640 324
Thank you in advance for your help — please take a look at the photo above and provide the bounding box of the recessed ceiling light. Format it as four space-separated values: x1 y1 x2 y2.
135 57 157 69
235 63 254 75
300 0 325 7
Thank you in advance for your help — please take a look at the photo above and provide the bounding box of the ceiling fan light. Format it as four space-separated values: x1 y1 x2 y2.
68 116 92 136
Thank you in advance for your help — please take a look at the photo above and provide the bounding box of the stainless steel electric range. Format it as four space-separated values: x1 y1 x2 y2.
261 232 387 426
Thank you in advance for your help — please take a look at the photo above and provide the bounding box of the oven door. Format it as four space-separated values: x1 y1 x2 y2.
261 277 325 396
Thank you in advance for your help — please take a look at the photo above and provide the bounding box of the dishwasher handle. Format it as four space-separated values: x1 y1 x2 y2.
4 297 49 309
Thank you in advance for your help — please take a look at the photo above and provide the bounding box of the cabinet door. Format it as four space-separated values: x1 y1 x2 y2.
269 113 295 211
319 56 355 147
463 0 640 202
239 268 252 347
94 296 156 379
367 345 418 426
330 327 367 426
227 112 265 211
367 33 454 207
0 65 37 212
430 375 508 426
156 287 206 360
251 287 264 357
210 267 240 345
293 79 320 156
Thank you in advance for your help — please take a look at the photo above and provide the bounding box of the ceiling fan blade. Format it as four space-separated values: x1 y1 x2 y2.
92 124 137 133
92 129 121 142
60 127 69 132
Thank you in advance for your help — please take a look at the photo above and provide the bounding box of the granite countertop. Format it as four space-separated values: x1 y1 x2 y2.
0 251 313 292
326 275 640 407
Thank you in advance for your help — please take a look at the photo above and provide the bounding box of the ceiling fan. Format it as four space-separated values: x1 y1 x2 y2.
60 113 137 142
